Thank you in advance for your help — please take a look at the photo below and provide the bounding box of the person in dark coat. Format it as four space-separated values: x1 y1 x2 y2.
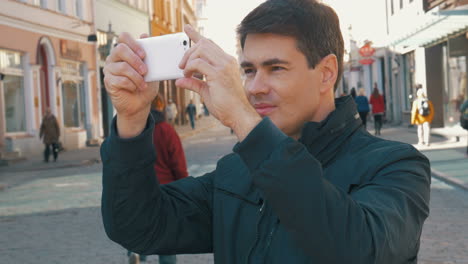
101 1 430 263
39 108 60 162
355 88 370 128
185 100 197 130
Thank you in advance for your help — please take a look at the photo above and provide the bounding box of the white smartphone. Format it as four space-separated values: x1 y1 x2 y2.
136 33 190 82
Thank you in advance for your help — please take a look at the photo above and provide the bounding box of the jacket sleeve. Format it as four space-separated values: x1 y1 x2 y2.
234 118 431 263
101 116 213 255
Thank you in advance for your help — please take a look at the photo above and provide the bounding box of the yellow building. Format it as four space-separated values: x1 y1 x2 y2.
150 0 199 125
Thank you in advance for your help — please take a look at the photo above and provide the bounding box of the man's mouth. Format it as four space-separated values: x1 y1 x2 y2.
254 103 276 116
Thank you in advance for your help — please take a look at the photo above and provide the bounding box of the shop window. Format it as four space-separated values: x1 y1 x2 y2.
3 75 26 133
445 56 467 126
62 81 84 128
0 49 26 133
61 60 85 128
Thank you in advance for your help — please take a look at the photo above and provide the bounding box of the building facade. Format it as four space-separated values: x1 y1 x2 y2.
387 0 468 128
150 0 202 124
0 0 100 158
95 0 152 137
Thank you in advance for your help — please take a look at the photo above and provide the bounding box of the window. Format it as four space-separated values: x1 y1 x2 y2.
60 61 84 128
57 0 66 13
400 0 403 9
390 0 394 15
40 0 47 8
62 81 83 127
0 49 26 133
75 0 82 19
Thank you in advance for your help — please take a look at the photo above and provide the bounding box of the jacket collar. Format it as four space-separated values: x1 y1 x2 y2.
299 96 362 166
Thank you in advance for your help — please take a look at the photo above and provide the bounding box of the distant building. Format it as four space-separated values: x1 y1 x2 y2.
0 0 100 158
95 0 152 137
150 0 202 124
387 0 468 128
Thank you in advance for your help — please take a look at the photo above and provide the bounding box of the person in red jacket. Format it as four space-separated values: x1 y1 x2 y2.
128 95 187 264
369 85 385 136
152 96 188 185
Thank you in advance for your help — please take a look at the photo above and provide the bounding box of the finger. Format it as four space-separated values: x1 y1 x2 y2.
107 62 147 90
184 24 202 43
104 75 137 94
107 43 147 76
140 33 149 39
175 77 205 94
179 40 218 70
118 32 146 59
183 58 216 79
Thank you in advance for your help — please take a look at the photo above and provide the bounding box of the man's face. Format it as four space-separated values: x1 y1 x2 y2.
241 33 322 138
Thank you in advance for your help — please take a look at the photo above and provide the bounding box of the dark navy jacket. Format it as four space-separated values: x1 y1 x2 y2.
101 96 431 263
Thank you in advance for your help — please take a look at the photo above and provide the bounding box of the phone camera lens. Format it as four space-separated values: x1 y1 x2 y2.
183 40 188 46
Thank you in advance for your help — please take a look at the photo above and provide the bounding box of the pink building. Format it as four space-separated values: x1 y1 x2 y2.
0 0 101 159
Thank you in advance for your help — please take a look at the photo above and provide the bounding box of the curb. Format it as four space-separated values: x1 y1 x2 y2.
431 167 468 191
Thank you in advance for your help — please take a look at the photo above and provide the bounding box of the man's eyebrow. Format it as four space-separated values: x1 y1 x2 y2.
240 61 254 68
262 58 290 66
240 58 290 68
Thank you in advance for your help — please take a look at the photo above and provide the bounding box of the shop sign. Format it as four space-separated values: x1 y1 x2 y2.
60 40 82 60
359 42 375 65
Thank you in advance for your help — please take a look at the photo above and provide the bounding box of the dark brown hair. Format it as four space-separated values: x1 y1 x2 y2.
237 0 344 90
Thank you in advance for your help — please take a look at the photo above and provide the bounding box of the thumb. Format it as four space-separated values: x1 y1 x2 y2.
175 77 205 94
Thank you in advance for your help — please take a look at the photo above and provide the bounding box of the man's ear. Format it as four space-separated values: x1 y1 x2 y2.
318 54 338 93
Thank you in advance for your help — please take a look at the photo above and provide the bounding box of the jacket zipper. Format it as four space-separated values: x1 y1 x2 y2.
265 219 280 253
215 188 260 205
246 200 265 264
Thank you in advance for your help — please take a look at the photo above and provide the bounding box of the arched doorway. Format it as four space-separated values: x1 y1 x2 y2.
37 37 56 118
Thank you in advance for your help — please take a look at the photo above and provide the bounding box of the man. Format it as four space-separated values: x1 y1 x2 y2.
39 108 60 162
101 0 430 263
165 99 178 126
411 88 434 146
185 99 197 130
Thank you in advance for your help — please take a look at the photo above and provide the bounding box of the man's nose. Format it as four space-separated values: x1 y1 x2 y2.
246 72 270 95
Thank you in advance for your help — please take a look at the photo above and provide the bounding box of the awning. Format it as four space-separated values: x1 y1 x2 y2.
390 9 468 49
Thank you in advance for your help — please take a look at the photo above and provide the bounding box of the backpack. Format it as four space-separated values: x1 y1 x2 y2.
418 99 430 117
461 101 468 130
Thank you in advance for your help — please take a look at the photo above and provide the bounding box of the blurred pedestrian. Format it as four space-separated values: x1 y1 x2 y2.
460 99 468 155
411 88 434 146
203 102 209 116
128 96 187 264
350 87 356 99
186 100 197 130
369 85 385 136
165 99 178 126
39 108 60 162
355 88 370 128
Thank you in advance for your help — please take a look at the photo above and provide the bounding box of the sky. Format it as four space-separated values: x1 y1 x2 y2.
203 0 388 56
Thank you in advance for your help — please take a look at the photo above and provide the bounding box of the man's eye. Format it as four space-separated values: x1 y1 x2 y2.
243 68 255 75
271 66 284 71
